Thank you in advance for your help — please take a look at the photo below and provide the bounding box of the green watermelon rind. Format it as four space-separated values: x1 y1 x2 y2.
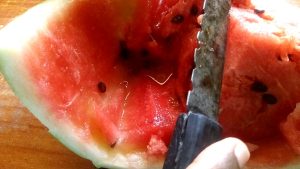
0 1 162 169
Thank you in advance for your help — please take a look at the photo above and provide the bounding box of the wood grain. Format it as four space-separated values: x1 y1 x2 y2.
0 1 96 169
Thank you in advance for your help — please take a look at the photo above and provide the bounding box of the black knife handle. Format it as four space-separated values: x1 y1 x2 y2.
163 112 222 169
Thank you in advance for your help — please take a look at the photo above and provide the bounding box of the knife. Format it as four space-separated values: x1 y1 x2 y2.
162 0 231 169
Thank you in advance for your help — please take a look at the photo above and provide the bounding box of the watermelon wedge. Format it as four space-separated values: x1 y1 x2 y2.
219 0 300 168
1 0 300 169
0 0 200 168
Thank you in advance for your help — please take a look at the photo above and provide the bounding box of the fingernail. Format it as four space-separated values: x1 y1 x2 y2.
234 142 250 168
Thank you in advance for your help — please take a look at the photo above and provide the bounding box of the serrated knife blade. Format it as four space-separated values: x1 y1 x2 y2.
163 0 231 169
188 0 230 120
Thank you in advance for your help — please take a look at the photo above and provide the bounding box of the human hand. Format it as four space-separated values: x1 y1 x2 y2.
187 138 250 169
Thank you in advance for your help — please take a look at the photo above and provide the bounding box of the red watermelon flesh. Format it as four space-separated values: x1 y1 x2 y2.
220 6 300 140
281 103 300 155
219 1 300 167
24 0 201 156
1 0 300 168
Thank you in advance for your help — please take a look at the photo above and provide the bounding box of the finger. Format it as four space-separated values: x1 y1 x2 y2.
187 137 250 169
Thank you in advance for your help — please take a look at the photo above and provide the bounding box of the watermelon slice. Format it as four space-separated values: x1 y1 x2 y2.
1 0 300 169
219 0 300 168
0 0 200 168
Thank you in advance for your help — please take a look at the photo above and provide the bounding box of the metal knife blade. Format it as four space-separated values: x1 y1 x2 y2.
188 0 230 120
163 0 231 168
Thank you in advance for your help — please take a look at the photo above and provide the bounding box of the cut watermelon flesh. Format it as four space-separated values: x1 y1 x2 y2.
0 0 200 168
221 5 300 140
220 1 300 168
25 0 201 154
1 0 300 168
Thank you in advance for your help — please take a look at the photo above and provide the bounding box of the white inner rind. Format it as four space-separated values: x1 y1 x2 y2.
0 1 162 168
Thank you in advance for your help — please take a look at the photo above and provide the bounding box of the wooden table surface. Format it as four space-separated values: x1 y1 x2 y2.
0 1 96 169
1 0 300 169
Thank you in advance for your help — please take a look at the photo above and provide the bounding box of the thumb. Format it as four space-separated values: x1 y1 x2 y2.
187 137 250 169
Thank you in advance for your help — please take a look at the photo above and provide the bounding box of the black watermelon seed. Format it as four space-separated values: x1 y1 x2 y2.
97 82 106 93
171 14 184 24
277 55 282 61
262 93 277 104
288 54 295 62
110 141 117 148
119 41 131 60
190 5 199 16
254 8 265 14
251 80 268 93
